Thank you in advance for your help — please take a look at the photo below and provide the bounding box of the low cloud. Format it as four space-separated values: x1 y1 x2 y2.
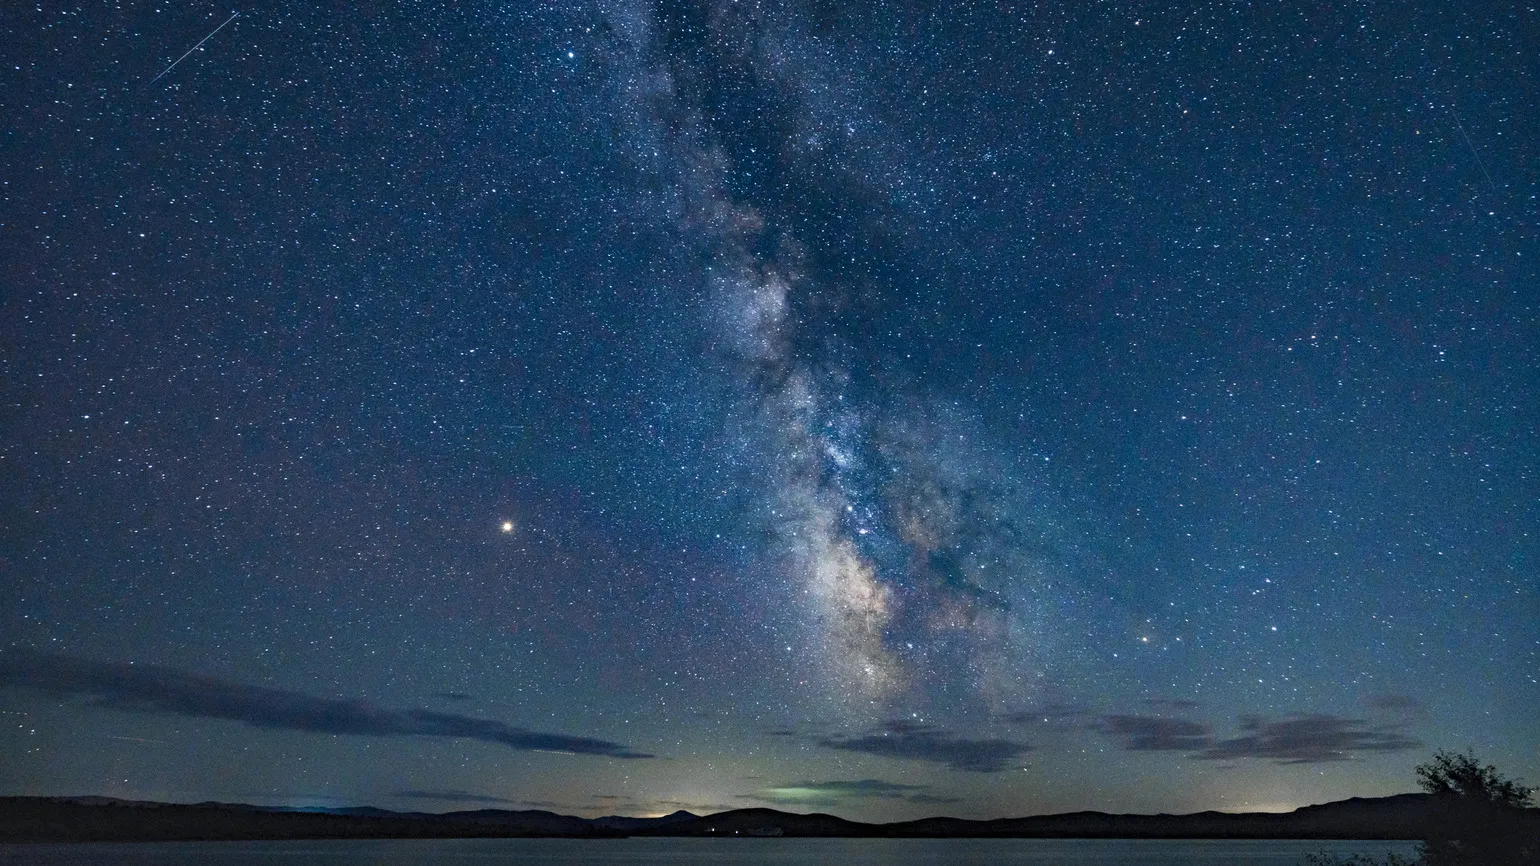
1096 714 1214 751
1193 714 1421 764
590 795 732 816
1092 708 1421 765
648 798 732 812
817 720 1033 773
998 702 1092 728
393 789 533 806
1142 697 1200 711
745 778 959 807
1365 694 1424 719
0 649 650 759
907 792 964 805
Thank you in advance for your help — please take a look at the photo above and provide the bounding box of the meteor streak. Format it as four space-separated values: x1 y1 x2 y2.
149 11 238 85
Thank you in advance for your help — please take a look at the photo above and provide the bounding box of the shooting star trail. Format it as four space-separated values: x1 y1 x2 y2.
149 11 239 86
1447 104 1497 194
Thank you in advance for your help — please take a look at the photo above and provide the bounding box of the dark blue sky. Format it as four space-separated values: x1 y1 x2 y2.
2 0 1535 820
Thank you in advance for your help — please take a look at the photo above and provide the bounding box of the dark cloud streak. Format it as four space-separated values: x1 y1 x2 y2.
1095 714 1214 751
1193 715 1421 764
1092 710 1422 765
817 720 1032 773
0 649 650 759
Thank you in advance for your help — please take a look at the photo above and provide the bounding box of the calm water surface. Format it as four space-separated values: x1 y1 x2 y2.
0 838 1419 865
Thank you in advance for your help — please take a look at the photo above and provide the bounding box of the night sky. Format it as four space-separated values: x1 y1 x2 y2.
2 0 1536 822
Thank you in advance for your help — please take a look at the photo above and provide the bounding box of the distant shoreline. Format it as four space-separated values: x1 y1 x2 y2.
9 792 1535 843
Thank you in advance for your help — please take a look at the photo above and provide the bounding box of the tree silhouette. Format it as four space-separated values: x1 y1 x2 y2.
1415 750 1533 807
1413 750 1535 866
1307 750 1537 866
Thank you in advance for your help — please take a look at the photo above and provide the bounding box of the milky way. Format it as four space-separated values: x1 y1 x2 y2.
597 0 1091 713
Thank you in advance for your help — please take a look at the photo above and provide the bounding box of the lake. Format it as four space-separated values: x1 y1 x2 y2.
0 838 1420 864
